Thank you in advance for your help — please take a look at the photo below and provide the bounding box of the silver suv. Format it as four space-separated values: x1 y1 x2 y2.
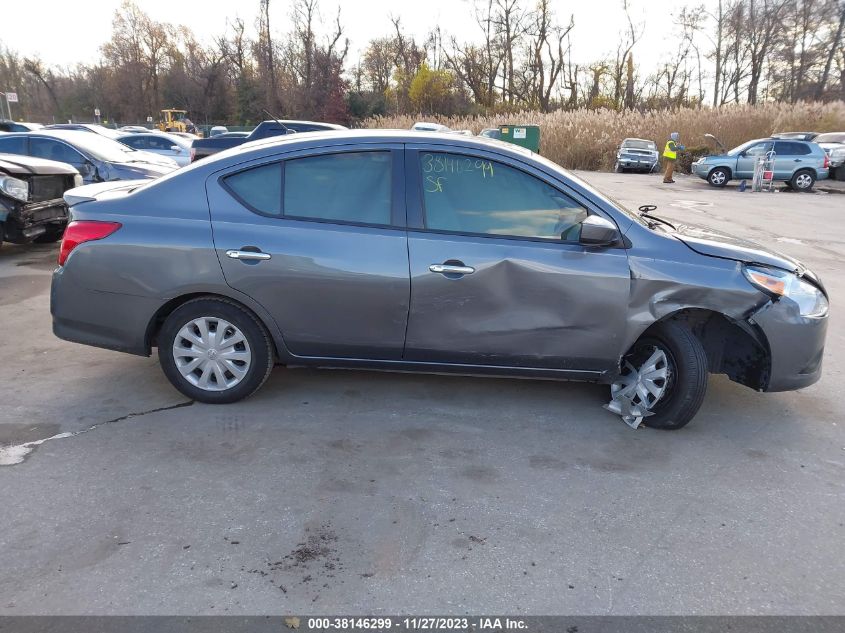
692 138 830 191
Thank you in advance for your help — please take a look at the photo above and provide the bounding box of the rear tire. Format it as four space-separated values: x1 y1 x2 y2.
627 322 708 430
790 169 815 192
707 167 730 187
158 298 274 404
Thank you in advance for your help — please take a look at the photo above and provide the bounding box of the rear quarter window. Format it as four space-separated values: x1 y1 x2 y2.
223 162 282 216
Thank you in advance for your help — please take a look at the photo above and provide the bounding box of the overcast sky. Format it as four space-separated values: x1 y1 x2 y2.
3 0 690 74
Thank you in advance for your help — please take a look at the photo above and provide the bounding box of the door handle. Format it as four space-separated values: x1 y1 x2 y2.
794 159 803 162
226 249 271 261
429 263 475 275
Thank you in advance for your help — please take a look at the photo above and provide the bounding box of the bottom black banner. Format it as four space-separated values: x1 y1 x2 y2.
0 616 843 633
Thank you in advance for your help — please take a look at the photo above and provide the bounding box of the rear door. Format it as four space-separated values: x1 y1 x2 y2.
207 144 410 360
773 140 811 179
403 146 631 373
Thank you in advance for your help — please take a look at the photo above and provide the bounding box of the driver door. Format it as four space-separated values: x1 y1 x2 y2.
735 141 773 178
403 147 631 373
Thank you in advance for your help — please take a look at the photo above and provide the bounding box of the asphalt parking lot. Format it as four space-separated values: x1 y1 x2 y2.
1 171 843 616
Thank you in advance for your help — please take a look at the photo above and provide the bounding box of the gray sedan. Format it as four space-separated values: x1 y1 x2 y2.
51 131 829 430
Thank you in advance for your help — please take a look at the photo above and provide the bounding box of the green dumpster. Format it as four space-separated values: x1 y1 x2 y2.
498 124 541 153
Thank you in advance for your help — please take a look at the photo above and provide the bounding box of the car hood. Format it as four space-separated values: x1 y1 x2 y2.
0 153 79 176
672 223 823 288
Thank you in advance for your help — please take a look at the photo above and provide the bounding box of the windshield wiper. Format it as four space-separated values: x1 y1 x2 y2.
638 204 676 230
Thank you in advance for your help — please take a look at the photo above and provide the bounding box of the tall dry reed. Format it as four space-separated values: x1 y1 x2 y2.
363 102 845 171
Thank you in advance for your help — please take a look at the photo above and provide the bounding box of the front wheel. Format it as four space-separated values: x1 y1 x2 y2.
614 162 625 173
790 169 815 191
610 321 708 430
707 168 730 187
158 298 274 403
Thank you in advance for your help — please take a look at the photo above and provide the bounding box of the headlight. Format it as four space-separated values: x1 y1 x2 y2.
0 174 29 202
744 265 829 317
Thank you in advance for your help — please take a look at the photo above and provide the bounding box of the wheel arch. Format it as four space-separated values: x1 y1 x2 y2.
638 308 771 391
144 291 287 361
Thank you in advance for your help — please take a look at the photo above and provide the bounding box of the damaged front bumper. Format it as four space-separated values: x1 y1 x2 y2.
0 197 68 243
751 298 828 392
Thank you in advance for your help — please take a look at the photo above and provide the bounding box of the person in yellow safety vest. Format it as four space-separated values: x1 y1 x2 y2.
662 132 685 184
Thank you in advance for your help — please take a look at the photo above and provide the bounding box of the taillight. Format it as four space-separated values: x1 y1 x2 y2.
58 220 122 266
190 148 196 162
823 154 830 169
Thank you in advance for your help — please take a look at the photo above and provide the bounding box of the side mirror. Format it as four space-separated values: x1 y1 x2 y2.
578 215 620 246
170 145 181 152
77 161 93 178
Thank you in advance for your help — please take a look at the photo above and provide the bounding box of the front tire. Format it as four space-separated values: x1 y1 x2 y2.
707 167 730 187
614 322 708 430
614 162 625 173
158 298 274 404
790 169 815 192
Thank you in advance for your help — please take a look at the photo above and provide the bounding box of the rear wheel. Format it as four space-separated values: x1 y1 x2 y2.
707 167 730 187
158 298 274 403
790 169 815 191
610 322 708 430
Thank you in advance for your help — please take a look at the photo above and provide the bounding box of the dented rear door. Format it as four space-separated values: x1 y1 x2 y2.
403 147 631 372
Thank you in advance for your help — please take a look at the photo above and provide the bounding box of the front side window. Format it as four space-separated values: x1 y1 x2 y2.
743 142 773 157
284 151 392 225
419 152 587 241
121 136 148 150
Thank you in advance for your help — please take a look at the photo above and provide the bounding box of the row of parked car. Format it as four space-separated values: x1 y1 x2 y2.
612 130 845 190
0 118 349 249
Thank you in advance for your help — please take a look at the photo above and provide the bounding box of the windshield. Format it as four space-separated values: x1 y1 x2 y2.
50 132 138 162
814 133 845 144
622 140 655 150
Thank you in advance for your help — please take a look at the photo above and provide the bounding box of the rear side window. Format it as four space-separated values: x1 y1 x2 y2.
224 162 282 216
774 141 811 156
419 152 587 241
0 136 26 154
283 151 391 225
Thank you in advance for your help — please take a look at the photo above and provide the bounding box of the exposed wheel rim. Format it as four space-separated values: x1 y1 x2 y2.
795 173 813 189
610 345 673 426
172 317 252 391
710 171 726 185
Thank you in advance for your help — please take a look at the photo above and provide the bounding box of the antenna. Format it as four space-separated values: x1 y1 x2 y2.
262 108 293 134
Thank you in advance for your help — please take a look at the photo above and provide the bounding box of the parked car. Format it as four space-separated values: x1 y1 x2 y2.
51 130 829 430
0 130 177 183
614 138 660 173
190 120 347 162
0 153 81 247
692 138 830 190
479 128 501 140
209 125 229 136
412 122 451 132
771 132 819 141
118 125 153 133
43 123 177 168
0 120 43 133
812 132 845 179
117 131 192 167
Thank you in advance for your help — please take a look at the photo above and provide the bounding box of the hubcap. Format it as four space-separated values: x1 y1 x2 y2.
610 346 671 426
711 171 726 185
172 317 251 391
795 173 812 189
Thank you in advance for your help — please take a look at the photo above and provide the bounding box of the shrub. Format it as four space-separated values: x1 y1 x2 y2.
362 101 845 172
